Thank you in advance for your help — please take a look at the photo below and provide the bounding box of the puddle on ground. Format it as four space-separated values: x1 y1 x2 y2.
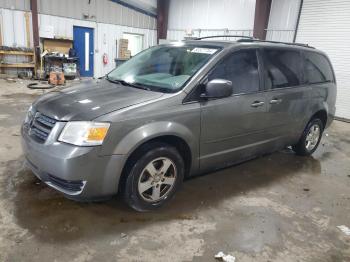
0 151 321 243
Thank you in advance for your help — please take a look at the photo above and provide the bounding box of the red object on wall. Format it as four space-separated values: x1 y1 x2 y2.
103 53 108 65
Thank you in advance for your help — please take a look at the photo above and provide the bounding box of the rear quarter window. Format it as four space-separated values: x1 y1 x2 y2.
304 52 334 84
263 49 303 89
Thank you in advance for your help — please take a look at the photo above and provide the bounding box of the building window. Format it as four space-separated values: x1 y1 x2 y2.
122 33 144 56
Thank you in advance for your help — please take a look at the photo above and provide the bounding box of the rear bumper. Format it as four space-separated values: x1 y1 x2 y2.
21 125 126 200
326 107 336 129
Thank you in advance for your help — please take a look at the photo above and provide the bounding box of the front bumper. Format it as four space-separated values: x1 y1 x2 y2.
21 124 126 200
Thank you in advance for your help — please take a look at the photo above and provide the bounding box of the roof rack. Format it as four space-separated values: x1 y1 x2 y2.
192 35 314 49
194 35 255 40
237 38 315 49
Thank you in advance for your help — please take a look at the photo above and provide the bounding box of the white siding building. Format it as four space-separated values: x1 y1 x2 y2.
0 0 157 77
167 0 256 40
267 0 350 120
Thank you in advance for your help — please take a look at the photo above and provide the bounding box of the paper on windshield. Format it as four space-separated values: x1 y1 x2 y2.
191 47 218 54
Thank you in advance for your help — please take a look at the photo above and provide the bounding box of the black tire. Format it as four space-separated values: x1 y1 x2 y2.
122 142 184 212
292 118 324 156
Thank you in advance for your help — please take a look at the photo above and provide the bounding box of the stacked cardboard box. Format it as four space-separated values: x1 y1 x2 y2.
118 39 131 59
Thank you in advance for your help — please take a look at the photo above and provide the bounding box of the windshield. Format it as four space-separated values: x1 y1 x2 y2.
107 44 221 93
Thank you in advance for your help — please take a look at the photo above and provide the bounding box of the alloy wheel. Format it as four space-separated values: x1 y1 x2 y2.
137 157 177 202
305 124 321 151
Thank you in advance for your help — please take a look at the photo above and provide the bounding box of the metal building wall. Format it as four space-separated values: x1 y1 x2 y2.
0 0 156 29
39 13 157 78
0 8 33 75
167 29 254 42
266 0 301 42
167 0 256 41
0 8 32 47
296 0 350 120
96 22 157 77
37 0 156 29
0 1 157 77
0 0 30 11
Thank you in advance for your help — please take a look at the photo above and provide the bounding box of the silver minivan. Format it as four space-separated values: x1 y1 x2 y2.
21 37 336 211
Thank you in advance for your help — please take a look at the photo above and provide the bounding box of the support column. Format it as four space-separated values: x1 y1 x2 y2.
253 0 272 40
157 0 170 43
30 0 39 77
30 0 39 48
293 0 304 43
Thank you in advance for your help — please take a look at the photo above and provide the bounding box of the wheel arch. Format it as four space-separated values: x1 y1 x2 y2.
311 109 328 128
115 121 198 192
118 134 194 193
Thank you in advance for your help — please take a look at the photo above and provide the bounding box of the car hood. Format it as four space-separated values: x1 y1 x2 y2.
33 79 164 121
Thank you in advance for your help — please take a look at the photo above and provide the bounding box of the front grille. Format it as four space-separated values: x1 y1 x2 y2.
29 112 57 143
47 174 85 193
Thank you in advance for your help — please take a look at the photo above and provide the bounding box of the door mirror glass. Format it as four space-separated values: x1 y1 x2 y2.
201 79 233 99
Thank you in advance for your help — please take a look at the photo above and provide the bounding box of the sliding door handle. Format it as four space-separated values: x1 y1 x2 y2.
270 98 282 104
251 101 265 107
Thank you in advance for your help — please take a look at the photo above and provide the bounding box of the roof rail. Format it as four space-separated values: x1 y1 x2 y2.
237 38 315 49
192 35 314 49
194 35 255 40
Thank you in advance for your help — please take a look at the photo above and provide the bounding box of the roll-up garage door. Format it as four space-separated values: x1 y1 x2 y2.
296 0 350 120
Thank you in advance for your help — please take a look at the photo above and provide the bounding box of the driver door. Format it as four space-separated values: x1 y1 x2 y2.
200 49 270 172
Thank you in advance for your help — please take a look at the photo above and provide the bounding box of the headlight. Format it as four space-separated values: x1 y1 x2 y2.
58 121 110 146
24 105 34 123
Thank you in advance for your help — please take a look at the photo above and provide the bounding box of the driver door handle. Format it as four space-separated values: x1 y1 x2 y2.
251 101 265 107
270 98 283 104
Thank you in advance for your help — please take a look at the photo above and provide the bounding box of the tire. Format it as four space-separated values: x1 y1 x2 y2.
292 118 324 156
122 142 184 212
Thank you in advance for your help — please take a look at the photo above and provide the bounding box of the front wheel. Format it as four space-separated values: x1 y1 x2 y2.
292 118 324 156
122 143 184 212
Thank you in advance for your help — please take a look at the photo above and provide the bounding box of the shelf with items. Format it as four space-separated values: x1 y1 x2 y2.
0 49 36 69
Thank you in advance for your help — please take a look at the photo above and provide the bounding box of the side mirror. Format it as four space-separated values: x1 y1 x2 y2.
200 79 233 99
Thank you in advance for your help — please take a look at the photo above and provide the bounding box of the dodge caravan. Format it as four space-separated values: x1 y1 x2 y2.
21 37 336 211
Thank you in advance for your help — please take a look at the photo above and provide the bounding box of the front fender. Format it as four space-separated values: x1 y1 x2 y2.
111 121 199 173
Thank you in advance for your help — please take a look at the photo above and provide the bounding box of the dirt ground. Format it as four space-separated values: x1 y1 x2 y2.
0 79 349 262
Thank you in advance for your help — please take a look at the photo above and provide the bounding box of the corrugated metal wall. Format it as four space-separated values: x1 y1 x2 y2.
167 29 253 42
96 23 157 77
0 0 156 29
0 8 33 75
39 13 157 78
0 0 30 11
266 0 300 42
0 0 157 77
167 0 255 41
168 0 256 30
167 0 255 40
0 8 32 47
296 0 350 120
37 0 156 29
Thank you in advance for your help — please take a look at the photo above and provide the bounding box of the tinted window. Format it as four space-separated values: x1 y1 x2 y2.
305 52 334 84
263 49 303 89
208 50 260 94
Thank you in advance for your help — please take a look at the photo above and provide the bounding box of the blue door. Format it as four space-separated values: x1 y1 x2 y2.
73 26 94 77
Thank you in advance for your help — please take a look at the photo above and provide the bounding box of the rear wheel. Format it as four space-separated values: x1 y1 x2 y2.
122 143 184 211
292 118 324 156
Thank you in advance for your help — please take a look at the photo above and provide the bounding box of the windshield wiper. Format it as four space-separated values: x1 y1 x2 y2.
106 76 151 91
